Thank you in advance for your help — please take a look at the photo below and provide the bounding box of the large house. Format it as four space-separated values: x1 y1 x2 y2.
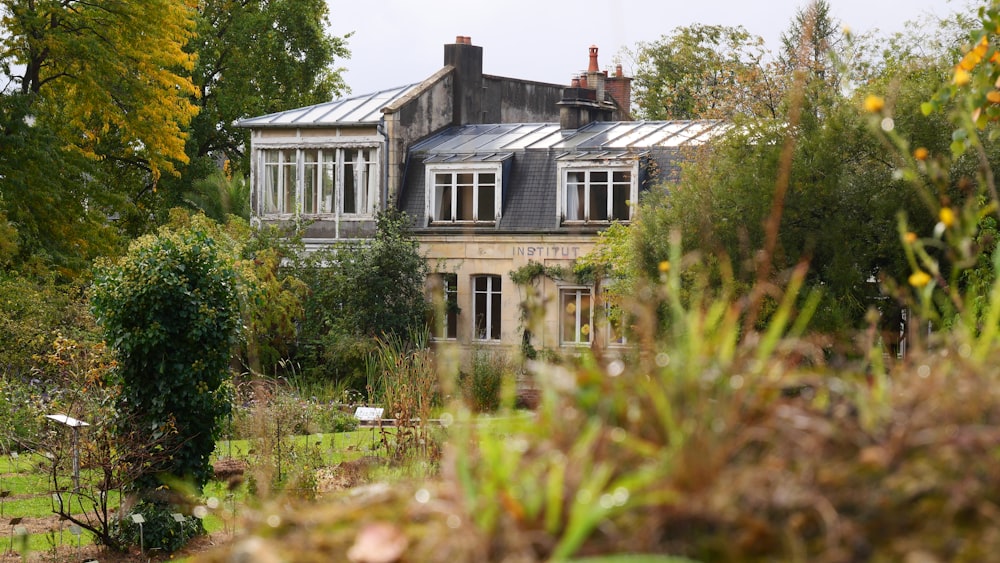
240 37 723 356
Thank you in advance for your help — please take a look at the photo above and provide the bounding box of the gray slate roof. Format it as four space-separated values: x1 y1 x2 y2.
237 83 421 128
399 120 726 232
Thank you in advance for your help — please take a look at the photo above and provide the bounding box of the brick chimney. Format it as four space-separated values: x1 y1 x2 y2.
605 63 632 119
559 45 628 129
444 36 484 125
586 46 606 113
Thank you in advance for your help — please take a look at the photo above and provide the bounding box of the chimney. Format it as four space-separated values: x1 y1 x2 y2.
605 62 633 120
559 45 629 128
586 46 606 115
444 35 484 125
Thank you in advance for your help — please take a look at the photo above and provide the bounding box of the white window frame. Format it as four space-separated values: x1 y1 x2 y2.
255 144 380 219
426 163 502 224
558 161 638 224
472 274 502 342
560 286 593 346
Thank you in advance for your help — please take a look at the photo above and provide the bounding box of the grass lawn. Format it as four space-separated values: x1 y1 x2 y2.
0 429 383 556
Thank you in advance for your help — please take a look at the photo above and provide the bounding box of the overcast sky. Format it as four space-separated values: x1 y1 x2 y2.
326 0 963 96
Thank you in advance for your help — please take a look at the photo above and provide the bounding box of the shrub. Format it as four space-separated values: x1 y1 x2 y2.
112 499 203 554
367 333 440 461
0 375 48 451
91 227 240 496
295 209 429 389
459 349 511 413
0 273 98 380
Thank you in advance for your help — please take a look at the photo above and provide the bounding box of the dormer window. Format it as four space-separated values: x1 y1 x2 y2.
427 164 502 224
559 162 637 223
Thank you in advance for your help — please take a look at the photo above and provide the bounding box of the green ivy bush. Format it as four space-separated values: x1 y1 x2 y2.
91 227 239 494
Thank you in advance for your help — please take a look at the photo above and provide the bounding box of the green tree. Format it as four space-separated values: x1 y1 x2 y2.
1 0 199 179
91 227 239 496
613 5 958 336
0 0 200 273
631 24 782 120
297 209 429 387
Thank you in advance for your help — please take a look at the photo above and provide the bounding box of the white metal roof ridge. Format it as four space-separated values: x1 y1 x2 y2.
238 83 421 127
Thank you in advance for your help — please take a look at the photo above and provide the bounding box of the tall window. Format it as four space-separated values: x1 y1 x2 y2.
429 166 500 224
262 149 297 214
342 148 376 215
429 273 458 340
561 288 592 345
563 167 633 223
473 275 502 341
258 147 378 217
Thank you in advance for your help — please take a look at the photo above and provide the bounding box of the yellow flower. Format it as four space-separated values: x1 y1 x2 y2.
658 260 670 273
904 231 918 244
988 91 1000 104
954 68 972 86
939 207 956 228
581 324 591 336
913 147 928 161
909 270 932 288
863 94 884 113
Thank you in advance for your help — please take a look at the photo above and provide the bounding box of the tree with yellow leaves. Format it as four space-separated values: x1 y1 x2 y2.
2 0 199 179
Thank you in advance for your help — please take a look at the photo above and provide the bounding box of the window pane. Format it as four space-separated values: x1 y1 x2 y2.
473 275 501 341
612 185 630 220
455 174 475 221
434 174 452 221
490 288 502 340
562 289 592 344
566 171 585 220
612 170 631 221
474 290 488 340
303 150 318 215
263 151 280 214
457 184 474 220
321 152 335 213
477 184 495 221
343 152 356 214
589 171 608 221
430 273 458 340
281 149 296 213
590 184 608 221
445 274 458 339
561 291 577 343
364 150 377 214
